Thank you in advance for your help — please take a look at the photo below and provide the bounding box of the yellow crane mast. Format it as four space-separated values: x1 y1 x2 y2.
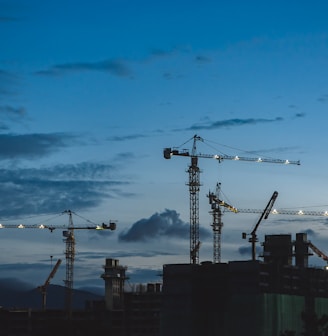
208 182 237 263
164 134 300 265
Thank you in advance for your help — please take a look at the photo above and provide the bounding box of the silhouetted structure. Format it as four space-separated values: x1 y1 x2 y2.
2 234 328 336
161 233 328 336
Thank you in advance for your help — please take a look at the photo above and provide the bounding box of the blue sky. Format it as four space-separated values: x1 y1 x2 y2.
1 0 328 296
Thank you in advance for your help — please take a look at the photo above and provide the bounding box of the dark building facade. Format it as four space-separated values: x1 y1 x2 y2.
161 233 328 336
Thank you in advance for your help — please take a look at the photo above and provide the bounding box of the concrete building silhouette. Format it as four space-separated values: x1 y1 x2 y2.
1 234 328 335
160 233 328 336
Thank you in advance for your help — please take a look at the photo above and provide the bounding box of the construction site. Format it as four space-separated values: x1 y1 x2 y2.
1 135 328 336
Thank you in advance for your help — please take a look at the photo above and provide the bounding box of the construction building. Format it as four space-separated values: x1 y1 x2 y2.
160 233 328 336
2 235 328 336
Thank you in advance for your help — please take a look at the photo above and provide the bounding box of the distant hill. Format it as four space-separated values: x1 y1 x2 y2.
0 284 103 310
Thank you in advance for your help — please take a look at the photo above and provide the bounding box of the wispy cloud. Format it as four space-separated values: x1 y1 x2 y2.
238 245 261 256
107 134 148 142
0 17 18 22
0 133 75 160
0 105 27 130
294 112 305 118
0 69 20 97
317 94 328 102
0 105 25 117
119 209 211 242
35 59 133 77
195 55 212 64
185 117 283 131
0 161 130 217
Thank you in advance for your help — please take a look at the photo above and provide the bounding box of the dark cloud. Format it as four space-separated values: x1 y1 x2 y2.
0 105 27 130
0 105 25 117
0 69 19 97
126 268 162 284
0 17 18 22
186 117 284 131
304 228 316 236
119 209 211 242
238 245 261 256
0 133 75 159
0 161 129 217
317 94 328 102
107 134 147 142
294 112 305 118
195 55 211 63
77 250 174 259
35 59 133 77
149 49 174 58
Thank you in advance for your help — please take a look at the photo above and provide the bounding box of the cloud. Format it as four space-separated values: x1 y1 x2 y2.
294 112 305 118
0 105 28 130
119 209 211 242
0 105 25 117
317 94 328 102
0 17 18 22
186 117 284 131
0 133 75 160
238 245 261 256
107 134 148 142
77 250 174 259
126 267 162 284
0 161 130 217
195 55 212 63
35 59 133 77
0 69 20 97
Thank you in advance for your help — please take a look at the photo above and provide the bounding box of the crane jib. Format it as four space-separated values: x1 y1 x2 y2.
163 148 300 165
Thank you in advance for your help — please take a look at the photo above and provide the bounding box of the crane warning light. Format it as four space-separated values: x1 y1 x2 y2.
39 224 45 229
272 209 278 214
257 158 262 162
298 210 304 215
234 156 240 160
18 224 25 229
0 224 3 228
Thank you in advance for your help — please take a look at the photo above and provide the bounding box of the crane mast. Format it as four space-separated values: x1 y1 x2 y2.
63 210 75 318
208 183 237 263
164 134 300 265
0 210 116 317
242 191 278 261
38 258 62 311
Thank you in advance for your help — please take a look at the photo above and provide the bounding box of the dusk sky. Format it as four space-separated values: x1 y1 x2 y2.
1 1 328 296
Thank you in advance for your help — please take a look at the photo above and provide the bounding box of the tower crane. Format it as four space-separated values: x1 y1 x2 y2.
242 191 278 261
37 258 62 311
0 210 116 317
164 134 300 264
207 182 237 263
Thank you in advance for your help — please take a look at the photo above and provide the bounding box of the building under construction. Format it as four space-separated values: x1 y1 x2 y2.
161 232 328 336
1 234 328 336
